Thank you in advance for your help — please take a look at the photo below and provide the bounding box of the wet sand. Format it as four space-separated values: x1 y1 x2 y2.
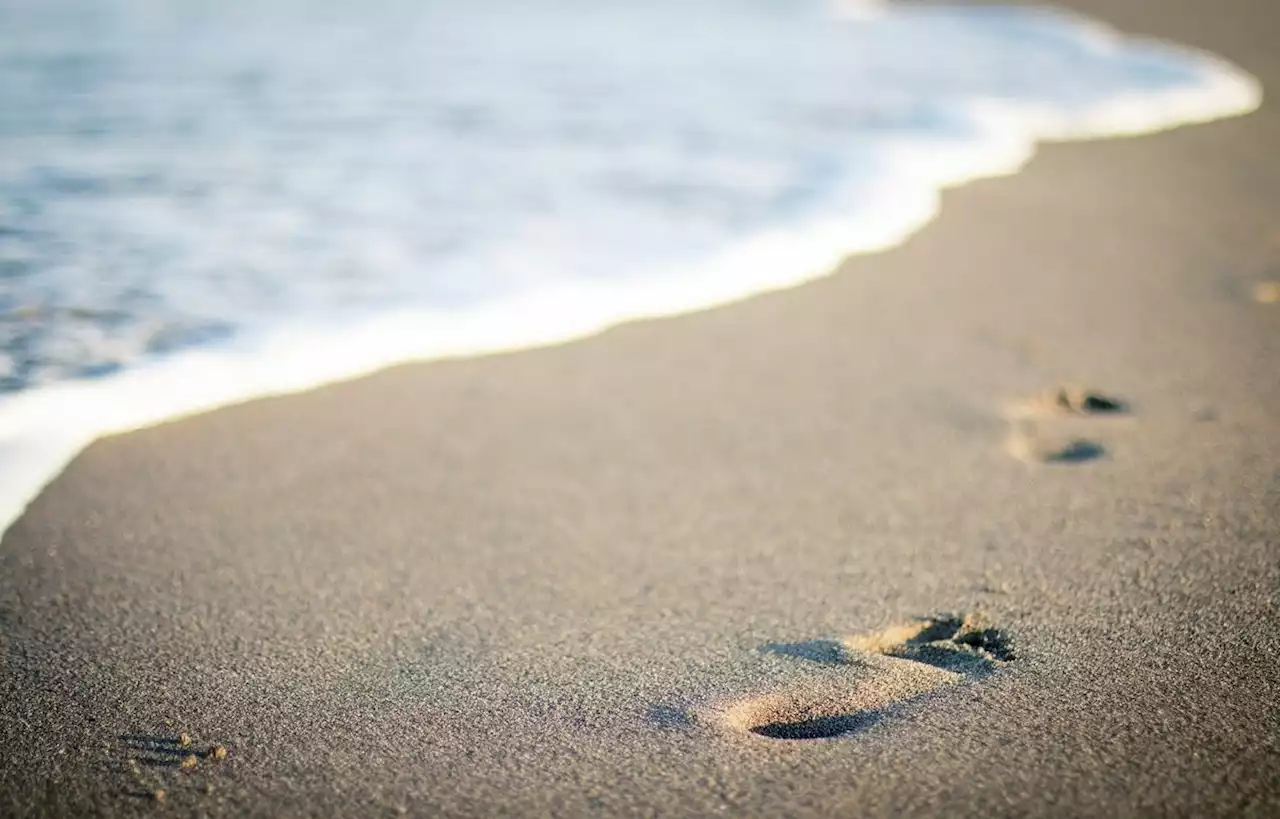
2 0 1279 815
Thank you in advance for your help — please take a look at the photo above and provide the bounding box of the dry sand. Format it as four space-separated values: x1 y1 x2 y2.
2 0 1279 815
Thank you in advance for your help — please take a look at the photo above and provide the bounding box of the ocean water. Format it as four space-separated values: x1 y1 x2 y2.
0 0 1261 534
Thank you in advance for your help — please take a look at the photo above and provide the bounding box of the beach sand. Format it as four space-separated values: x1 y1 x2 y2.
2 0 1279 815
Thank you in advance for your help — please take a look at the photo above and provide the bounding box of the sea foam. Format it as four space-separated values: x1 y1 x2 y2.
0 1 1261 537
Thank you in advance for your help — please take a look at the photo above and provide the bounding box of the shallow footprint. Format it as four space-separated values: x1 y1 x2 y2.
706 614 1013 741
1003 385 1130 464
1004 385 1130 420
1005 423 1107 464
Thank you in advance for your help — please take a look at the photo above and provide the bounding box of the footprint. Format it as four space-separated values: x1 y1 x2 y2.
1002 385 1130 464
694 614 1013 742
1003 385 1129 420
1005 425 1107 464
114 733 229 803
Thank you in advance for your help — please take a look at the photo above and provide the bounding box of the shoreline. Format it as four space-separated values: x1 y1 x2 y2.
3 0 1279 815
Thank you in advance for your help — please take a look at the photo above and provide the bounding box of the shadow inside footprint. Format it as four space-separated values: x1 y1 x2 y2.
951 624 1015 660
905 644 1001 675
750 710 883 740
1044 440 1106 463
759 640 848 665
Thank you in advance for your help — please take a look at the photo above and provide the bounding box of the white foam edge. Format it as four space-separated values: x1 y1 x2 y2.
829 0 890 22
0 19 1261 540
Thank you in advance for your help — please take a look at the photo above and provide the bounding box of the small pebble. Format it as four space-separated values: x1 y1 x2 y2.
1254 281 1280 303
180 754 198 770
